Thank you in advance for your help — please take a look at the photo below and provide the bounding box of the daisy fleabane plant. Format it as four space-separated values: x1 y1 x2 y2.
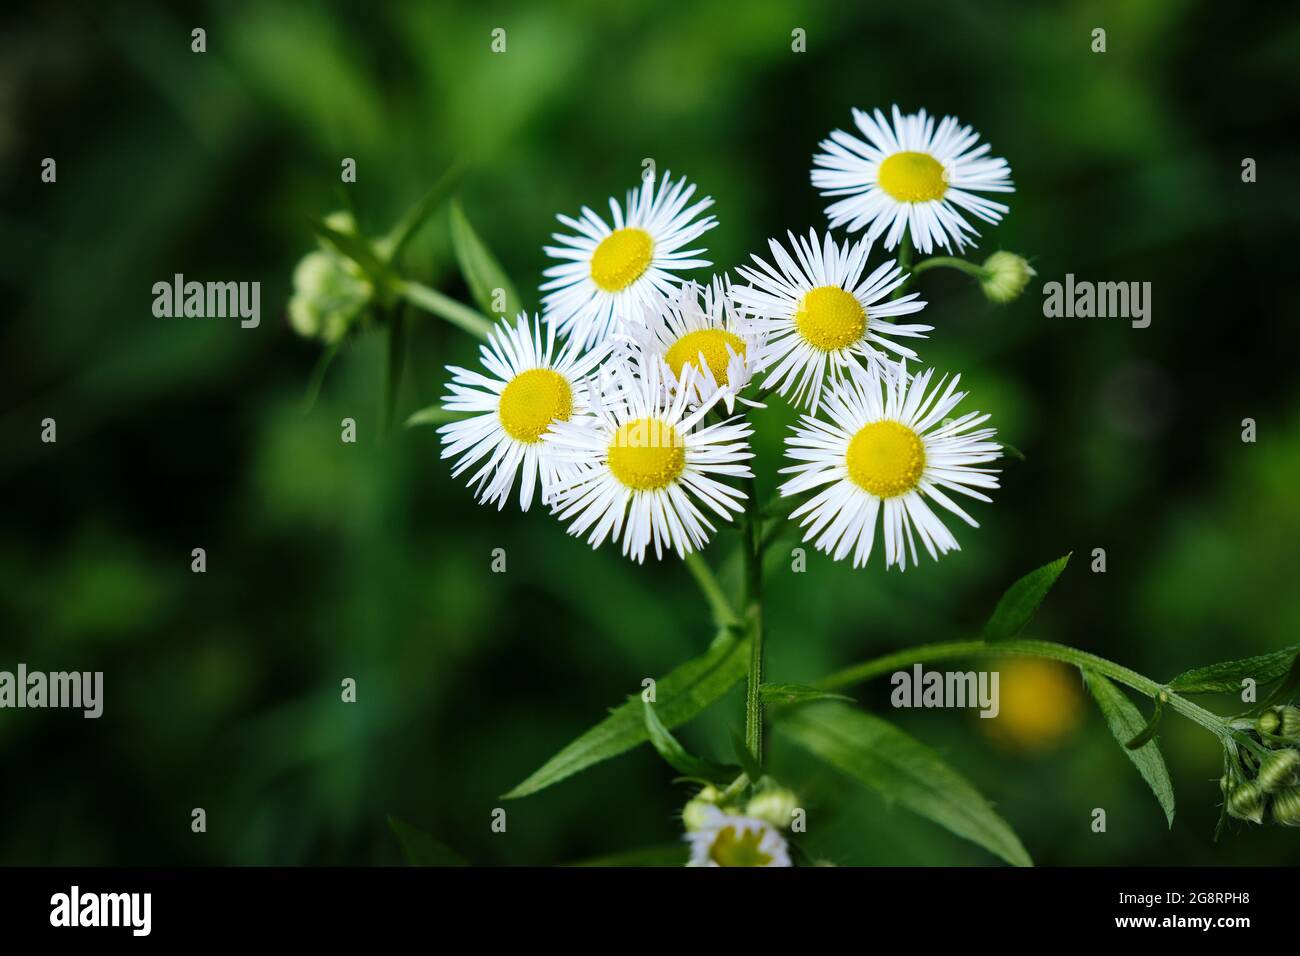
438 313 607 511
541 171 718 352
732 228 930 414
544 352 754 563
633 276 763 413
812 105 1013 254
780 359 1001 570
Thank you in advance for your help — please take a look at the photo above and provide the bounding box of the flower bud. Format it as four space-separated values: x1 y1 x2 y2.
1256 708 1281 738
1278 705 1300 739
1270 785 1300 827
1256 748 1300 793
287 246 373 344
979 251 1036 304
745 788 800 829
1226 780 1266 824
681 785 723 832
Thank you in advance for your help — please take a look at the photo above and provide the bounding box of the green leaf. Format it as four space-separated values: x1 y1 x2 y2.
780 702 1032 867
386 163 463 263
981 553 1071 642
1168 645 1300 695
563 843 688 867
1124 691 1165 750
642 700 738 783
404 404 473 428
504 630 751 799
999 442 1027 461
450 198 523 320
731 730 764 783
1084 671 1176 827
387 816 470 867
759 682 853 707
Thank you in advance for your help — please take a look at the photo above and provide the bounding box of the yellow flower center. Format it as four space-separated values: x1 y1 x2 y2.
607 417 685 491
984 658 1085 753
846 420 926 497
665 329 746 384
795 286 866 351
877 150 948 202
709 826 773 867
497 368 573 444
590 227 654 292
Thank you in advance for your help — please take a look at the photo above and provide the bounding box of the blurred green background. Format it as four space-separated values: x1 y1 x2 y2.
2 0 1298 866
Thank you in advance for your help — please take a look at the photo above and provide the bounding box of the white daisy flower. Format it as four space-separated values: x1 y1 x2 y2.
732 229 930 414
632 277 763 413
545 355 753 563
685 806 792 867
779 359 1001 570
438 313 606 511
541 171 718 352
812 105 1014 255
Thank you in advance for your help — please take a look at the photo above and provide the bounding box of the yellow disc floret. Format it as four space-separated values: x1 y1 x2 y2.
846 420 926 497
497 368 573 443
795 286 867 351
590 227 654 292
709 825 774 867
607 417 685 491
877 151 948 202
665 328 746 384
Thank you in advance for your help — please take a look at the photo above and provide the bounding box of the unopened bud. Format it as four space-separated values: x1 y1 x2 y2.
1226 780 1266 824
1257 748 1300 793
979 251 1035 304
745 788 800 829
681 785 723 832
1270 785 1300 827
1256 708 1281 738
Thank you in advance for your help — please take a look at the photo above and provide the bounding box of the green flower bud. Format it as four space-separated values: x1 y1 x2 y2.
681 785 723 832
1256 748 1300 793
1226 780 1266 824
1256 708 1281 738
1278 705 1300 739
1270 786 1300 827
287 245 373 345
745 788 800 829
979 251 1036 304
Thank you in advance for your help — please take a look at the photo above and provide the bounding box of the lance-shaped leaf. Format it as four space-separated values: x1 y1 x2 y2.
504 630 751 799
405 404 473 428
759 682 853 708
1167 645 1300 695
779 702 1032 867
981 553 1071 642
1084 670 1176 827
642 700 738 784
450 198 523 320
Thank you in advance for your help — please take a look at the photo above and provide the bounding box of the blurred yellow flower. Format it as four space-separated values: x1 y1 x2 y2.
982 658 1084 752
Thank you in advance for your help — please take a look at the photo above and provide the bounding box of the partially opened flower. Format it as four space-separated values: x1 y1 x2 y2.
541 172 718 351
685 806 792 867
779 359 1001 570
438 314 606 511
545 354 753 562
633 277 762 413
812 105 1013 254
732 229 929 414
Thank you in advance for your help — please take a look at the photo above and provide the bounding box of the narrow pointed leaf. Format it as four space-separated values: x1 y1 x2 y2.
1084 670 1176 827
450 198 523 320
1124 692 1165 750
504 630 750 799
981 553 1071 642
387 163 463 262
405 404 473 428
780 702 1032 867
760 682 853 707
642 700 738 783
1167 645 1300 695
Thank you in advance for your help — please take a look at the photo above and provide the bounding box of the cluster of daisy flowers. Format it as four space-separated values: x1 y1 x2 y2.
439 105 1017 573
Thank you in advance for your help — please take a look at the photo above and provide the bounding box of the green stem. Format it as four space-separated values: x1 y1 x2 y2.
683 553 737 629
814 638 1234 740
890 235 913 300
742 478 764 760
910 256 990 281
397 279 494 341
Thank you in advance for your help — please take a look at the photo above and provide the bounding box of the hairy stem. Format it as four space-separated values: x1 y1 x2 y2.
743 478 764 760
910 256 990 280
398 279 494 340
814 638 1234 740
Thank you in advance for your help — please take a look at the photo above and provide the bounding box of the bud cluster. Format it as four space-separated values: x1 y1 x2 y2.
1222 706 1300 827
680 782 801 832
